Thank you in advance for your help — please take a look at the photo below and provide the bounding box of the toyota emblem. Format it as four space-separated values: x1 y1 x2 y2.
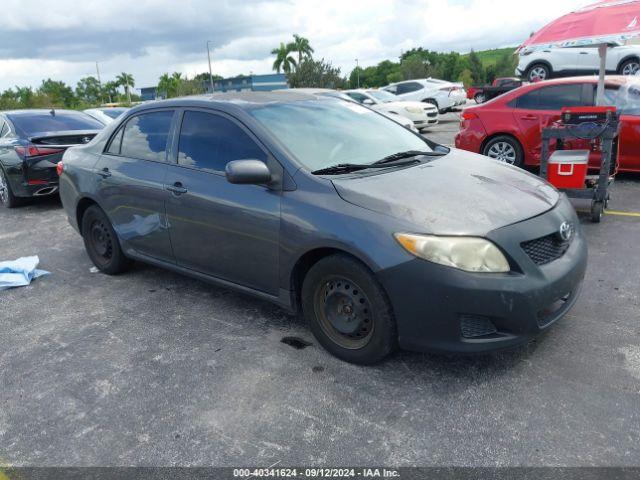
559 222 573 242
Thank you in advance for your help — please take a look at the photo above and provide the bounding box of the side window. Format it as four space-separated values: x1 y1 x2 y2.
346 92 368 104
120 110 174 162
384 85 397 94
106 127 124 155
515 90 539 109
536 85 584 110
0 122 6 138
177 111 267 173
396 82 422 95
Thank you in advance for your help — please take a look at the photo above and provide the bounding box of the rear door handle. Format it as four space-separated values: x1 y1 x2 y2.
97 167 111 178
166 182 187 195
521 115 538 120
579 52 589 55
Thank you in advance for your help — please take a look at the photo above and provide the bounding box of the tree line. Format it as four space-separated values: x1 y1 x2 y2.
0 36 518 111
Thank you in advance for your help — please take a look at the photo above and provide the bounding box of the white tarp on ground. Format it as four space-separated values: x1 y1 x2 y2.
0 256 50 291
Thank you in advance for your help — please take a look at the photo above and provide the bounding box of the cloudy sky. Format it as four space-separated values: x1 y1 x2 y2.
0 0 589 92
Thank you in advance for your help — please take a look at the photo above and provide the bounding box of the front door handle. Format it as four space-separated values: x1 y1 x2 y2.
97 167 111 178
520 115 538 120
166 182 187 195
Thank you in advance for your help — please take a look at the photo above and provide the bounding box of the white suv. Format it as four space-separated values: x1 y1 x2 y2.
381 78 467 113
516 45 640 81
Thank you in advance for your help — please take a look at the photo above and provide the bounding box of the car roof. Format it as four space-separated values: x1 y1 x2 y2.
129 90 323 114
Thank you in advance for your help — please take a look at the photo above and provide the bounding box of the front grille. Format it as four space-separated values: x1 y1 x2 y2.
521 231 573 266
427 111 438 118
460 315 498 338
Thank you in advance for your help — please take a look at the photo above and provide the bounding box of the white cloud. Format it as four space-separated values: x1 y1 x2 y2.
0 0 589 91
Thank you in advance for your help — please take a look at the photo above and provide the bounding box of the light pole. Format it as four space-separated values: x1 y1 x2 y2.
355 58 359 88
95 62 104 104
207 40 215 93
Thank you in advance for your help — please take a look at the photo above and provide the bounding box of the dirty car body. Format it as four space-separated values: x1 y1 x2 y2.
59 92 587 362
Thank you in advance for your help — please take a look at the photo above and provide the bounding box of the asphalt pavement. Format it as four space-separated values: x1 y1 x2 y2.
0 120 639 467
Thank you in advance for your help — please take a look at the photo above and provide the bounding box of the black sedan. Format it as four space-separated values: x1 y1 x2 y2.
58 92 587 364
0 109 103 208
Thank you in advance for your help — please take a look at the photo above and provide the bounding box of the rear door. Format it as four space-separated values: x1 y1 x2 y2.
94 109 175 262
577 47 601 72
164 109 281 294
513 84 587 163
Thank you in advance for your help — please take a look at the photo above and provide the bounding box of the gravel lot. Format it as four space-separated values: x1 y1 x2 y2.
1 116 639 467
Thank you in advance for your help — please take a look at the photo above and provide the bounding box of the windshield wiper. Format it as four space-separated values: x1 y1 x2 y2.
311 159 419 175
372 149 445 165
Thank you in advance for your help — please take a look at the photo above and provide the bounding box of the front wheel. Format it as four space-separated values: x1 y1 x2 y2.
301 254 397 364
526 63 551 81
81 205 133 274
482 136 524 167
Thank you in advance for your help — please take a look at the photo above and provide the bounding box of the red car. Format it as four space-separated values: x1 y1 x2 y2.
455 76 640 173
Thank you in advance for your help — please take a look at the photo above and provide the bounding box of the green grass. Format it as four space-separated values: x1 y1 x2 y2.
462 47 518 67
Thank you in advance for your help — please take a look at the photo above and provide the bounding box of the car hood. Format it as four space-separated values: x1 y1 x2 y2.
331 149 559 235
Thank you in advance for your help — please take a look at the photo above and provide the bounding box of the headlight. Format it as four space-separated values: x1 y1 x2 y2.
405 106 423 114
394 233 510 273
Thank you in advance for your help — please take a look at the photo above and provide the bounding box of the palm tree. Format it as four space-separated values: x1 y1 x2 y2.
287 34 314 65
271 43 297 74
116 72 135 104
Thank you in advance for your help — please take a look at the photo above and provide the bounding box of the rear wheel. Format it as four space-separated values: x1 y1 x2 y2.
526 63 551 81
0 167 21 208
423 98 439 111
301 254 397 364
81 205 132 274
474 92 486 104
619 58 640 76
482 136 524 167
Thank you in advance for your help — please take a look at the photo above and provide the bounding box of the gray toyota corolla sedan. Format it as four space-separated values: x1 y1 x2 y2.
58 91 587 364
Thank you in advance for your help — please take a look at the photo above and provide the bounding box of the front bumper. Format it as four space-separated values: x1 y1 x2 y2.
377 198 587 354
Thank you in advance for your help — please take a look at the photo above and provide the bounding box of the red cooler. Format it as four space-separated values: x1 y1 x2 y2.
547 150 589 189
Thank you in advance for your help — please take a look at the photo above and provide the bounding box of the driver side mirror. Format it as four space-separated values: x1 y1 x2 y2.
362 98 375 106
225 159 272 185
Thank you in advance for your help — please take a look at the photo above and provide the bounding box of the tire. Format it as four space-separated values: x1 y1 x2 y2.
618 58 640 76
526 63 551 81
591 201 604 223
301 254 397 365
0 166 22 208
474 92 486 104
81 205 132 274
482 135 525 167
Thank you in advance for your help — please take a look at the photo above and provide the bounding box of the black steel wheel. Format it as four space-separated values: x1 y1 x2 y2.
301 254 397 364
81 205 132 274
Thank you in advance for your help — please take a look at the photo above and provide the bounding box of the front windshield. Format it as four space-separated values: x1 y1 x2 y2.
367 90 397 103
249 98 431 171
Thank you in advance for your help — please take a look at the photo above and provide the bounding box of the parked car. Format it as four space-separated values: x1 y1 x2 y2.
59 91 587 364
455 75 640 172
292 88 420 132
516 45 640 82
344 89 438 130
381 78 467 113
0 109 103 208
84 107 130 125
467 77 524 104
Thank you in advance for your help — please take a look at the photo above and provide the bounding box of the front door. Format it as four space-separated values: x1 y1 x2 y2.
165 109 281 295
95 109 175 263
